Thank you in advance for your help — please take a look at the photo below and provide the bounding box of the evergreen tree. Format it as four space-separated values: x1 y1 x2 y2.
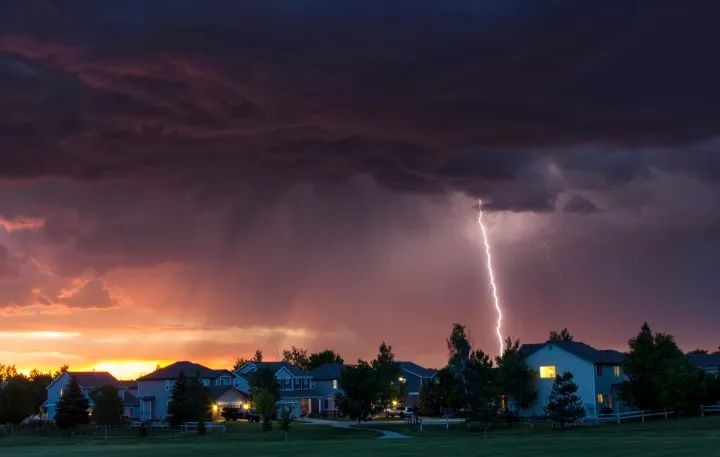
308 350 344 370
447 323 472 400
496 337 537 410
55 376 90 430
544 372 585 428
465 350 497 432
167 370 190 428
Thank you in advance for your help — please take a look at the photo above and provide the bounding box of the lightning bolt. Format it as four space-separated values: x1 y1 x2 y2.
477 199 504 355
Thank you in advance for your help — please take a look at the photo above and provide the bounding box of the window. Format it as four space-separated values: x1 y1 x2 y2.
614 366 621 377
202 379 210 386
539 366 556 379
220 377 230 386
332 379 338 390
596 365 603 376
165 380 170 391
597 393 604 403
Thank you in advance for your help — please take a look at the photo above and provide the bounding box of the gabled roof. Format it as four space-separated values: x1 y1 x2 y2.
520 341 625 365
236 361 308 377
308 363 343 379
398 361 437 379
207 385 248 400
47 371 120 392
123 390 140 407
137 361 233 381
687 352 720 368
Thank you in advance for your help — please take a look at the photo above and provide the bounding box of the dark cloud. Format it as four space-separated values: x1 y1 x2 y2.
563 195 599 214
59 279 118 309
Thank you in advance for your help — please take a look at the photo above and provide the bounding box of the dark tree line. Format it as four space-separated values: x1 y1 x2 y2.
0 365 66 433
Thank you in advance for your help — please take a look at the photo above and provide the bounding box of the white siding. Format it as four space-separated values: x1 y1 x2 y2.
522 344 597 418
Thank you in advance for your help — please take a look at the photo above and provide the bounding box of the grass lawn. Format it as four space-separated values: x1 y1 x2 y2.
2 416 720 457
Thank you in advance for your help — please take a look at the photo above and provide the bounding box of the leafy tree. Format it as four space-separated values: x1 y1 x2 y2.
619 323 688 411
282 346 311 371
496 337 537 410
447 323 472 399
233 349 263 371
249 365 279 399
465 350 497 432
688 348 709 355
336 361 378 423
278 405 294 440
27 370 54 415
253 388 277 431
0 376 33 434
544 372 585 428
659 357 706 417
371 342 401 410
90 385 123 439
55 376 90 430
417 367 463 416
308 350 344 370
549 328 573 342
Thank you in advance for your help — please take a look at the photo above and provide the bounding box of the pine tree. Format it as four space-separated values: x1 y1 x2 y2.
167 370 190 428
90 384 123 438
55 376 90 430
544 372 585 428
496 337 538 410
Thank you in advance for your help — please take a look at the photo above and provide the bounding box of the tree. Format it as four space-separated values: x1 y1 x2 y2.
619 323 688 411
496 337 537 410
167 370 191 428
233 349 263 371
417 367 463 416
336 361 378 423
282 346 311 371
447 323 472 399
308 350 344 370
55 376 90 430
253 388 277 431
688 348 709 355
278 405 294 440
27 370 54 415
545 372 585 428
0 376 32 434
249 365 279 399
549 328 573 342
371 342 401 410
90 385 123 439
465 350 497 434
658 357 706 417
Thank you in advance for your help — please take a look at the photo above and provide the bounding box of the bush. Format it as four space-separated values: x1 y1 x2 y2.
138 424 148 437
197 419 206 435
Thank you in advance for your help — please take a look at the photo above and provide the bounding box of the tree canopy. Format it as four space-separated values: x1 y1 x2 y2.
90 384 124 427
549 328 574 342
55 376 90 430
495 337 537 410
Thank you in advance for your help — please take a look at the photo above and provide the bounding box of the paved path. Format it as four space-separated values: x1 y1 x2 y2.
302 417 412 439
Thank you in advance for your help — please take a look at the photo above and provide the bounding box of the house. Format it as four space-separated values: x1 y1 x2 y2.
307 363 342 415
687 352 720 375
398 361 437 406
234 361 320 418
520 341 627 418
137 361 244 421
44 371 140 421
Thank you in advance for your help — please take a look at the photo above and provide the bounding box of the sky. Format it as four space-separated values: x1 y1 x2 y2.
1 1 719 379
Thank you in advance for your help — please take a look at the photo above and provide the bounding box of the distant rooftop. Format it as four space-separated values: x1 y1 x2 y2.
138 361 231 381
521 341 625 365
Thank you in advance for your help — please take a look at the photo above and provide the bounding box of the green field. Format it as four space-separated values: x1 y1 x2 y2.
2 416 720 457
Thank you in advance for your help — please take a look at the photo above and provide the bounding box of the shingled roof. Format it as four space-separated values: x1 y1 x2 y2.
137 361 231 381
307 363 343 380
240 361 308 377
521 341 625 365
66 371 120 388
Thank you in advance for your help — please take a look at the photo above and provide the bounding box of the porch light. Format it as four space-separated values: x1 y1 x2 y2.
398 377 406 383
212 403 218 413
391 400 398 408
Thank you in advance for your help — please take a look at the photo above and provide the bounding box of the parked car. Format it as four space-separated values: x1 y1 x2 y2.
384 405 404 417
402 406 416 418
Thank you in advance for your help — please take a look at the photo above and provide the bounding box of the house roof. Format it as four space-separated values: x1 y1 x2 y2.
123 390 140 407
67 371 120 388
239 361 308 377
398 361 437 379
207 386 248 400
118 380 138 389
307 363 343 379
520 341 625 365
137 361 232 381
687 352 720 368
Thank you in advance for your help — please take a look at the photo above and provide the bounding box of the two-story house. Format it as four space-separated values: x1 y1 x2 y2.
234 361 320 418
137 361 245 421
688 352 720 376
520 341 627 418
44 371 139 421
307 362 342 415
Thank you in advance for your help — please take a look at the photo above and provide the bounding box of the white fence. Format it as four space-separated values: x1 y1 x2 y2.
701 405 720 416
129 421 226 432
595 409 674 424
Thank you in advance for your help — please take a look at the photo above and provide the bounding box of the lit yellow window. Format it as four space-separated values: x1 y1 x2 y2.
597 393 604 403
614 366 621 377
539 366 556 379
332 379 338 390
